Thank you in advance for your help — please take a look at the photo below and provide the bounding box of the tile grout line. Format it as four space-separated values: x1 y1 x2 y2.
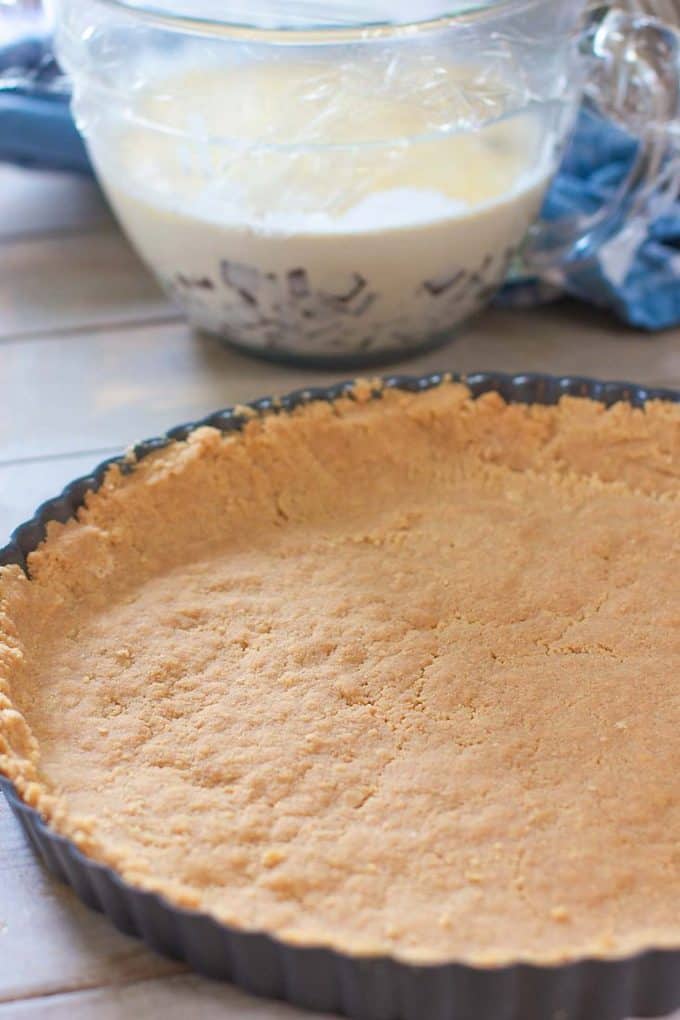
0 447 123 471
0 222 116 247
0 967 188 1010
0 313 184 345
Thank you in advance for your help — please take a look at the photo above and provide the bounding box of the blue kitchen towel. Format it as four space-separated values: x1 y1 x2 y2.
2 34 679 328
0 34 90 173
497 107 680 331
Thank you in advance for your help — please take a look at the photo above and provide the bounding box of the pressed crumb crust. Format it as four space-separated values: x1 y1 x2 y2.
0 381 678 966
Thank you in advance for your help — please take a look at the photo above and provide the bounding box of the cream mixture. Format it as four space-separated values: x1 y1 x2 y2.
86 58 557 358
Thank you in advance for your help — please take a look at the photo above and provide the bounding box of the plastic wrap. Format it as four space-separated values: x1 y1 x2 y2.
55 0 580 361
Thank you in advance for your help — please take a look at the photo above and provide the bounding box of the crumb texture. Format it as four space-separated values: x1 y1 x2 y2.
1 383 678 964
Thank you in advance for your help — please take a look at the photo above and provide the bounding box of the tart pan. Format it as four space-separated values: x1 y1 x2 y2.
1 370 679 1020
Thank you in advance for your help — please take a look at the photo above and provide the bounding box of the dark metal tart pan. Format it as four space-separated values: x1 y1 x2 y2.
1 371 679 1020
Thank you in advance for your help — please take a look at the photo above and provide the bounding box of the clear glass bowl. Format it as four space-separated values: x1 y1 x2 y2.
55 0 680 366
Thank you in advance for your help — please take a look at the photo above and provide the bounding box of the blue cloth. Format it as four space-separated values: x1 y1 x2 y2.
497 108 680 330
2 36 679 329
0 35 90 173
